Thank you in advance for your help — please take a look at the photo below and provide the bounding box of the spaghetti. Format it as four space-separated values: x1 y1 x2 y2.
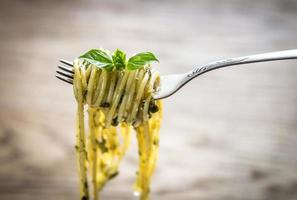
72 48 162 200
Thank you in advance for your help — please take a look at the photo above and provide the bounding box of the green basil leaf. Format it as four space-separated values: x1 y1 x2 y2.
127 52 159 70
79 58 114 71
112 49 126 70
79 49 113 71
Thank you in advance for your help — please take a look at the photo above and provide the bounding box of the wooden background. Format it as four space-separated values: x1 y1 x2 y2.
0 0 297 199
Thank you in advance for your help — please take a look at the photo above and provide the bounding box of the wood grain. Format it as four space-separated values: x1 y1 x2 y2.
0 0 297 199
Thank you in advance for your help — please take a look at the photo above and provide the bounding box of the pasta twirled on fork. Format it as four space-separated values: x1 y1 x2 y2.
72 48 162 200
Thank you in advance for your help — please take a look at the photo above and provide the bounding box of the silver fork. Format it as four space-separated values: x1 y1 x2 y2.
56 49 297 100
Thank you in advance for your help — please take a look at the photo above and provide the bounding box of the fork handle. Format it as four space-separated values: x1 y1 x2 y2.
185 49 297 80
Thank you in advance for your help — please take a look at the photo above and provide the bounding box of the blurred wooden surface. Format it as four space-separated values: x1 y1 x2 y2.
0 0 297 199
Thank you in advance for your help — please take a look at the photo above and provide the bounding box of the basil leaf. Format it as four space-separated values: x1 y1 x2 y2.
79 49 113 71
112 49 126 70
127 52 159 70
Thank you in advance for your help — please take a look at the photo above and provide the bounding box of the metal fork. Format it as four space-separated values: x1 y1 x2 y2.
56 49 297 100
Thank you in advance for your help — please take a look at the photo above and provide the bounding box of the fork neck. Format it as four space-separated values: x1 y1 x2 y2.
184 49 297 84
185 56 248 81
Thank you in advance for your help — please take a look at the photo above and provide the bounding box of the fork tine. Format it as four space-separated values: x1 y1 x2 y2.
58 65 74 74
56 74 73 84
60 59 73 67
56 70 74 79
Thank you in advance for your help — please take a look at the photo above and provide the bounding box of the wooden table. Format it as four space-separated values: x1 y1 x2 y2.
0 0 297 199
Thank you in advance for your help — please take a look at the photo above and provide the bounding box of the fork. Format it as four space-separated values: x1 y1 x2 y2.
56 49 297 100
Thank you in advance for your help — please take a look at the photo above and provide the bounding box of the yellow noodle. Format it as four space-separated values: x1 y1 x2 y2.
117 71 136 122
73 63 89 200
106 71 117 104
124 70 139 117
94 70 108 107
105 71 129 127
73 58 162 200
86 66 97 105
130 72 150 122
85 62 92 81
123 82 136 120
88 108 98 200
91 70 102 105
